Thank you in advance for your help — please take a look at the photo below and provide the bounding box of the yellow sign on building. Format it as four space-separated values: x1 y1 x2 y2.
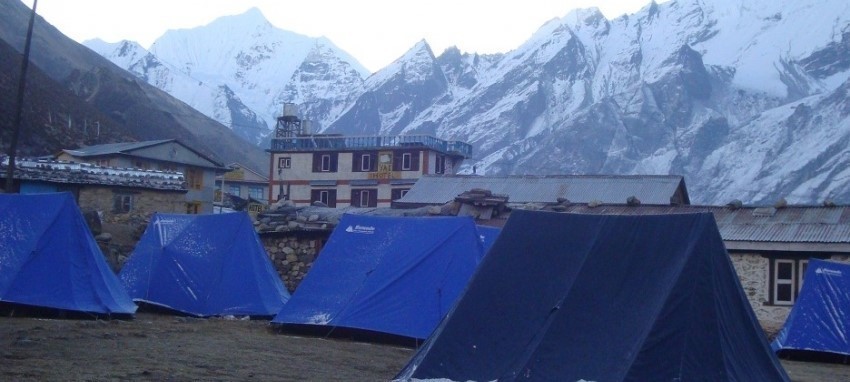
368 151 398 179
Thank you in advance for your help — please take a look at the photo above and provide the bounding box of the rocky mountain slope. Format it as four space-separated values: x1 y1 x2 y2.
0 0 269 173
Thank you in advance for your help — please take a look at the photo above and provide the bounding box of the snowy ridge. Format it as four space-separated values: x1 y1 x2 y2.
90 0 850 205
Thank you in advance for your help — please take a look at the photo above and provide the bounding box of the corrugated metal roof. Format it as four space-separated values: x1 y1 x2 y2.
555 205 850 244
62 140 173 157
395 175 686 205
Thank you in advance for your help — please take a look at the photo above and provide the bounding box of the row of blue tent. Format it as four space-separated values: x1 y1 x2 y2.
3 192 846 380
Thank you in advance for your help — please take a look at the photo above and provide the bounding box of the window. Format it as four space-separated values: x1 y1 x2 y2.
186 201 202 214
351 189 377 207
391 188 410 201
186 167 203 190
278 157 291 169
310 189 337 207
113 194 133 213
402 153 412 170
771 258 811 305
393 151 419 171
312 153 338 172
228 184 241 196
354 152 378 172
361 154 372 172
435 155 445 174
249 186 264 200
95 159 110 167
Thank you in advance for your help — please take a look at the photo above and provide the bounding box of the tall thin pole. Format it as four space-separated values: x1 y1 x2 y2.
4 0 38 193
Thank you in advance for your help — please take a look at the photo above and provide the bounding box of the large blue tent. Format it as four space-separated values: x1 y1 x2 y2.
772 259 850 358
0 192 136 315
119 212 289 317
272 214 486 341
397 210 789 381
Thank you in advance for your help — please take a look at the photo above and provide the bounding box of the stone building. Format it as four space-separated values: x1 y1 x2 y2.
57 139 228 214
1 156 188 268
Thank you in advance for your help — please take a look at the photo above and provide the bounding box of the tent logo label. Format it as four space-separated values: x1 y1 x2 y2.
345 225 375 234
815 267 843 277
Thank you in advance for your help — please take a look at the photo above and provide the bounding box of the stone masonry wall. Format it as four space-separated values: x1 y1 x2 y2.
731 253 850 337
78 187 185 225
260 234 325 293
79 186 186 270
729 253 783 334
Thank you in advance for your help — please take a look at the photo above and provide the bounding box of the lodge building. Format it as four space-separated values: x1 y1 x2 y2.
267 104 472 207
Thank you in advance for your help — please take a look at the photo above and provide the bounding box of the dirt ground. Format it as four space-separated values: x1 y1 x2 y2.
2 312 850 382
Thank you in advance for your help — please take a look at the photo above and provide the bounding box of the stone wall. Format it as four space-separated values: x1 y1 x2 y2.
79 186 186 270
729 253 785 335
78 186 185 225
730 253 850 337
260 233 327 293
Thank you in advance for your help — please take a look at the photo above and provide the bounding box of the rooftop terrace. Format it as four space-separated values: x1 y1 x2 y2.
269 134 472 158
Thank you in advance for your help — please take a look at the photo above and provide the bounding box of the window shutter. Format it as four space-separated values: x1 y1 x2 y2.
353 153 362 172
312 153 321 172
411 151 420 171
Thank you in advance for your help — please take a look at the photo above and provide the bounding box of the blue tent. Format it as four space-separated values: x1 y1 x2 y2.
0 193 136 315
272 214 486 340
772 259 850 358
119 212 289 317
397 210 790 381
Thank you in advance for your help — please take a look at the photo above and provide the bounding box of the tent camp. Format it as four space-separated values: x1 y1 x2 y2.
0 192 136 315
119 212 289 317
772 259 850 359
272 214 486 341
397 210 790 381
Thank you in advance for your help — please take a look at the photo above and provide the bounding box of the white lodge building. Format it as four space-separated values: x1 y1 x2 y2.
268 134 472 208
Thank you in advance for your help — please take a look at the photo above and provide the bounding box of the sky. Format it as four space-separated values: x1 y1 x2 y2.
30 0 657 73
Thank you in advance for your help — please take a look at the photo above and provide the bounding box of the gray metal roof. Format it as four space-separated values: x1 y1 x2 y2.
61 139 226 170
555 205 850 244
395 175 688 205
61 140 173 157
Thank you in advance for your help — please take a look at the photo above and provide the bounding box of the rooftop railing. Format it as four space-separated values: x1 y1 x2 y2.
270 134 472 158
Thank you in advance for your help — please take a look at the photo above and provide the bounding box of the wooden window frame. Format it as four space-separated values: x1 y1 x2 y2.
361 154 372 172
402 153 412 170
186 167 203 190
113 194 133 213
278 157 291 169
249 186 264 200
773 259 796 305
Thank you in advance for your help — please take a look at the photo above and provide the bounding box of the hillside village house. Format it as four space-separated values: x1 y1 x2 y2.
57 140 228 214
214 162 268 210
0 156 187 223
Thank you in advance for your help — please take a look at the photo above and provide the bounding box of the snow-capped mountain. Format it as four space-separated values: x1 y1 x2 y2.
86 7 368 144
90 0 850 205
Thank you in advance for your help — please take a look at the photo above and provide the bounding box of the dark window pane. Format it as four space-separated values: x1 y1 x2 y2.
777 262 793 280
776 284 792 302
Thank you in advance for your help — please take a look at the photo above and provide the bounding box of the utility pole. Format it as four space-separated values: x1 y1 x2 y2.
4 0 38 193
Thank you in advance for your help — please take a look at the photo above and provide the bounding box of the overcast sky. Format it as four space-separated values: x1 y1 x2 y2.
30 0 657 72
